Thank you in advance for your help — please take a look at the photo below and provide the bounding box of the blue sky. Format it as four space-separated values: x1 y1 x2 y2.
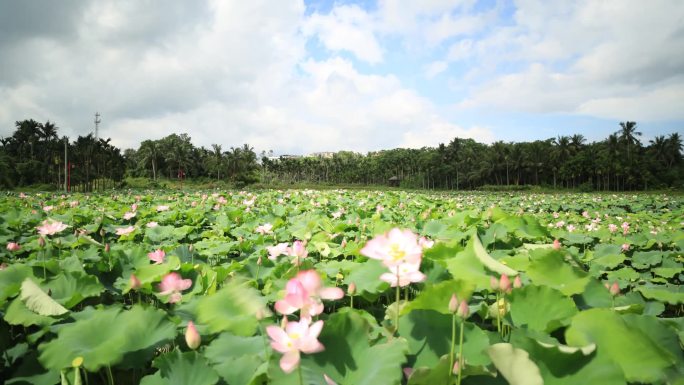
0 0 682 153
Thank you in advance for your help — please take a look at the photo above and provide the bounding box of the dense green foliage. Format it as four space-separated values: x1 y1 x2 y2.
0 189 682 384
2 119 682 191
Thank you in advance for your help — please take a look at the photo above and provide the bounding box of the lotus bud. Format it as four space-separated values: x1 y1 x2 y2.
188 244 194 253
553 239 561 250
348 282 356 296
449 294 458 314
38 237 46 248
452 361 460 375
609 282 620 296
257 256 262 265
185 321 201 350
457 300 470 319
130 274 141 290
513 275 522 289
255 308 267 320
490 276 498 291
281 316 288 328
499 274 511 293
105 243 110 253
99 228 105 237
6 242 20 252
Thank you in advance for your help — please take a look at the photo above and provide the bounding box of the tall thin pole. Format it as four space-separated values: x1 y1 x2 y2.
94 112 101 140
64 137 68 193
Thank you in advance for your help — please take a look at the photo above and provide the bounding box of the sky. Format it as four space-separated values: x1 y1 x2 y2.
0 0 682 155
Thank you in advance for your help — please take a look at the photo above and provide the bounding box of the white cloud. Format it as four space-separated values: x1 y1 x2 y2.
455 0 684 122
302 4 383 64
424 61 448 79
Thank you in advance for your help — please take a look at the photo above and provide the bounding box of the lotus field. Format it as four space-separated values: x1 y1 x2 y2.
1 189 684 385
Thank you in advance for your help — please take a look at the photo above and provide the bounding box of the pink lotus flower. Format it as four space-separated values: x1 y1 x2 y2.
43 205 54 212
123 211 136 220
553 239 561 250
566 224 576 232
115 226 136 236
6 242 20 252
275 270 344 320
608 224 618 233
499 274 511 293
131 203 138 212
267 319 324 373
70 200 79 208
621 222 629 235
130 274 141 290
158 272 192 303
36 219 68 236
156 205 169 212
379 262 426 287
267 243 290 260
621 243 630 252
288 240 308 265
361 228 423 267
148 249 165 264
256 223 273 235
185 321 201 350
418 237 434 249
146 221 159 228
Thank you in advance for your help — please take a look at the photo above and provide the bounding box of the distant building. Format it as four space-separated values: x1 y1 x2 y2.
279 154 303 159
309 152 335 159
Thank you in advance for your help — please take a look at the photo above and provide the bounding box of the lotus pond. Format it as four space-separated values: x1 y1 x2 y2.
1 190 683 385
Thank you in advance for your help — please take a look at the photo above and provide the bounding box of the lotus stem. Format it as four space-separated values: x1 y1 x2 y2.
457 320 465 385
449 312 456 378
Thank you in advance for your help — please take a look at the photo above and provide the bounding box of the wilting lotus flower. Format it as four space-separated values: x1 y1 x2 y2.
275 270 344 320
115 226 136 236
379 262 426 287
267 319 325 373
256 223 273 235
361 228 423 267
158 272 192 303
148 249 165 264
6 242 20 252
185 321 201 350
37 219 68 236
267 243 289 261
123 211 136 220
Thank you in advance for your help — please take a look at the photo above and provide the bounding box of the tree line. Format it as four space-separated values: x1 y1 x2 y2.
1 119 682 190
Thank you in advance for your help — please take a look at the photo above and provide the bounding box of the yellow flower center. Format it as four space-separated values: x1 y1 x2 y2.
389 243 406 262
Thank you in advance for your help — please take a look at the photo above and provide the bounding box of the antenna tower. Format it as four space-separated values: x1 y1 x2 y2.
94 112 101 140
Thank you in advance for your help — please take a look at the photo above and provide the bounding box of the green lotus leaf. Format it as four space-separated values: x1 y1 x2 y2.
487 343 543 385
39 305 175 371
45 272 103 309
526 249 590 295
565 309 682 383
402 280 475 315
204 333 267 385
20 279 68 316
472 235 517 276
509 284 577 332
196 278 270 336
0 264 32 307
141 351 219 385
637 284 684 305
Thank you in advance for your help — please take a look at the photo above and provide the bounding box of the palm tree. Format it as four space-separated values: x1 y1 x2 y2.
666 133 683 167
618 121 642 161
138 140 160 180
210 144 223 180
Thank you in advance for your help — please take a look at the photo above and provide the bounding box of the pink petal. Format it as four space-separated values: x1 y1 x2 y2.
319 287 344 300
280 351 300 373
275 299 298 315
297 270 322 293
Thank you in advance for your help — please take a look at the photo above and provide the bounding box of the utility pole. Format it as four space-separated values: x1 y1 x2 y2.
94 112 101 140
64 136 68 193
